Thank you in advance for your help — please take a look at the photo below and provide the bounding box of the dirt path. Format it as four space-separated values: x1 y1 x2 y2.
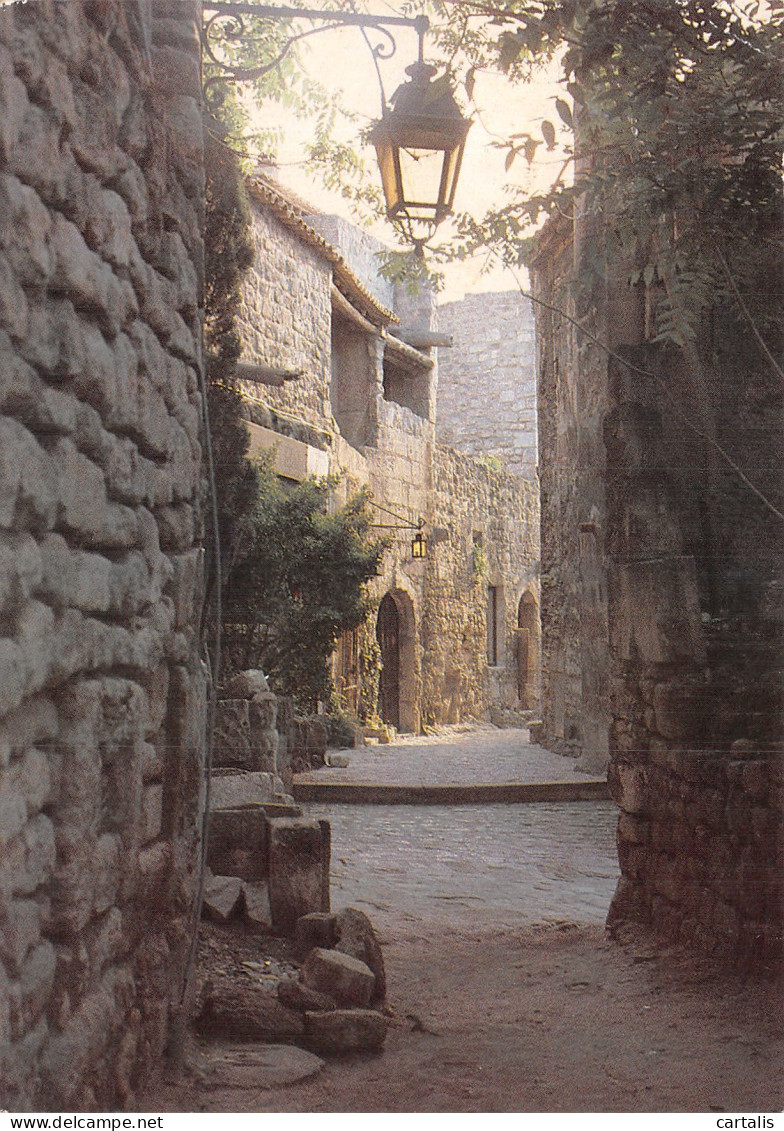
148 920 783 1113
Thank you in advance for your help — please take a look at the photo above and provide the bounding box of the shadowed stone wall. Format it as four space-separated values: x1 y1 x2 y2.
0 0 207 1108
533 208 784 969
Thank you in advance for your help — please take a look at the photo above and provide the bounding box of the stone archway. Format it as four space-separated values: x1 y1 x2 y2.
516 589 541 710
376 588 418 733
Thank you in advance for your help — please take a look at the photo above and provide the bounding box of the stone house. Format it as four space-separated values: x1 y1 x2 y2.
233 172 540 730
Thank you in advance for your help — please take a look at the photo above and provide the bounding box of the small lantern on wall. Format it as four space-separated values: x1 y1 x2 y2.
370 54 472 250
411 530 427 559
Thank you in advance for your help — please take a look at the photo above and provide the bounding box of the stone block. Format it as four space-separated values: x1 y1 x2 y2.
277 977 336 1013
202 874 244 923
52 438 108 539
242 880 272 930
652 681 713 742
0 697 59 760
268 817 330 933
741 760 769 804
197 985 304 1042
0 46 29 162
86 906 124 977
303 1008 388 1054
610 763 648 816
0 418 58 531
83 187 133 268
39 981 117 1107
0 895 41 974
210 772 276 810
300 948 374 1009
199 1042 325 1090
19 814 56 896
334 906 386 1001
50 826 97 940
0 769 28 847
92 833 121 916
150 44 201 97
141 782 163 843
8 102 79 207
0 255 29 339
15 599 56 697
293 912 338 959
19 940 56 1031
207 807 268 882
213 699 252 770
0 174 54 287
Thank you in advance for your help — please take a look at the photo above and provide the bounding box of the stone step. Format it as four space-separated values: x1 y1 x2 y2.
292 779 610 805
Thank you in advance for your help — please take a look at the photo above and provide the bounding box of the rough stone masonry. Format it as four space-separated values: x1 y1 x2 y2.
0 0 207 1109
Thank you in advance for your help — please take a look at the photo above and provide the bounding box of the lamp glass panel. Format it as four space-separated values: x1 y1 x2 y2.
374 141 402 214
397 146 448 216
441 146 462 210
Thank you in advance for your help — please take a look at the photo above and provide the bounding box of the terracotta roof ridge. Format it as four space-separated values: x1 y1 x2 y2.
247 173 399 327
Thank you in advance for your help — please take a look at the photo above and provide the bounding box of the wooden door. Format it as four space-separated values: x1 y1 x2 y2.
376 594 400 729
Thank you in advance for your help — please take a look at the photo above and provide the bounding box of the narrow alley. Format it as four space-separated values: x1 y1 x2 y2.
145 727 783 1114
1 1 782 1117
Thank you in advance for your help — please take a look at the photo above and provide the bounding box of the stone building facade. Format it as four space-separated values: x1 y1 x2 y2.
0 1 207 1108
436 290 538 479
234 175 540 732
532 209 784 968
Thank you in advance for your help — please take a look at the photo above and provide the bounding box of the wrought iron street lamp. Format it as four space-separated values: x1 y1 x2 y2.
411 530 427 558
369 44 472 251
202 3 471 251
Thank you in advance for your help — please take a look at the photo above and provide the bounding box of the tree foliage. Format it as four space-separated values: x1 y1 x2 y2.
221 458 387 709
439 0 783 346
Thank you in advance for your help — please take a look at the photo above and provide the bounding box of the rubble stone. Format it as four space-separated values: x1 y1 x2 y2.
303 1008 388 1054
293 912 337 959
300 948 374 1009
242 881 272 930
202 875 244 924
197 985 304 1042
334 906 387 1001
277 977 336 1014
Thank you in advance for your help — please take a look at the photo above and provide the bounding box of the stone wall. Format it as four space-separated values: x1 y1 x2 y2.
0 0 207 1108
422 445 539 725
235 197 333 434
532 221 611 772
533 208 784 966
436 291 538 478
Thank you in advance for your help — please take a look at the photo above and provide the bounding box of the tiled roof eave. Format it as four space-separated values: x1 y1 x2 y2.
247 175 399 328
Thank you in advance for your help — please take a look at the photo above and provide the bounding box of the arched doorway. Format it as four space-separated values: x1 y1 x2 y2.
375 588 419 732
517 590 540 710
376 593 400 729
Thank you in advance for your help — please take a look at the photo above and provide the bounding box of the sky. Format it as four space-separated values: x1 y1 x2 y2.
240 4 569 301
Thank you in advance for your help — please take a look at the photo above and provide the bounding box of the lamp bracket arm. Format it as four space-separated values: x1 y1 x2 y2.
203 3 428 33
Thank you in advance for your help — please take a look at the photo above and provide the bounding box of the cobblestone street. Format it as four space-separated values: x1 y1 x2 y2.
295 722 606 786
308 802 619 931
299 725 618 932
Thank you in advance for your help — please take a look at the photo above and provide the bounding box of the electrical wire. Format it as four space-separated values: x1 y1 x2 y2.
179 347 223 1009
